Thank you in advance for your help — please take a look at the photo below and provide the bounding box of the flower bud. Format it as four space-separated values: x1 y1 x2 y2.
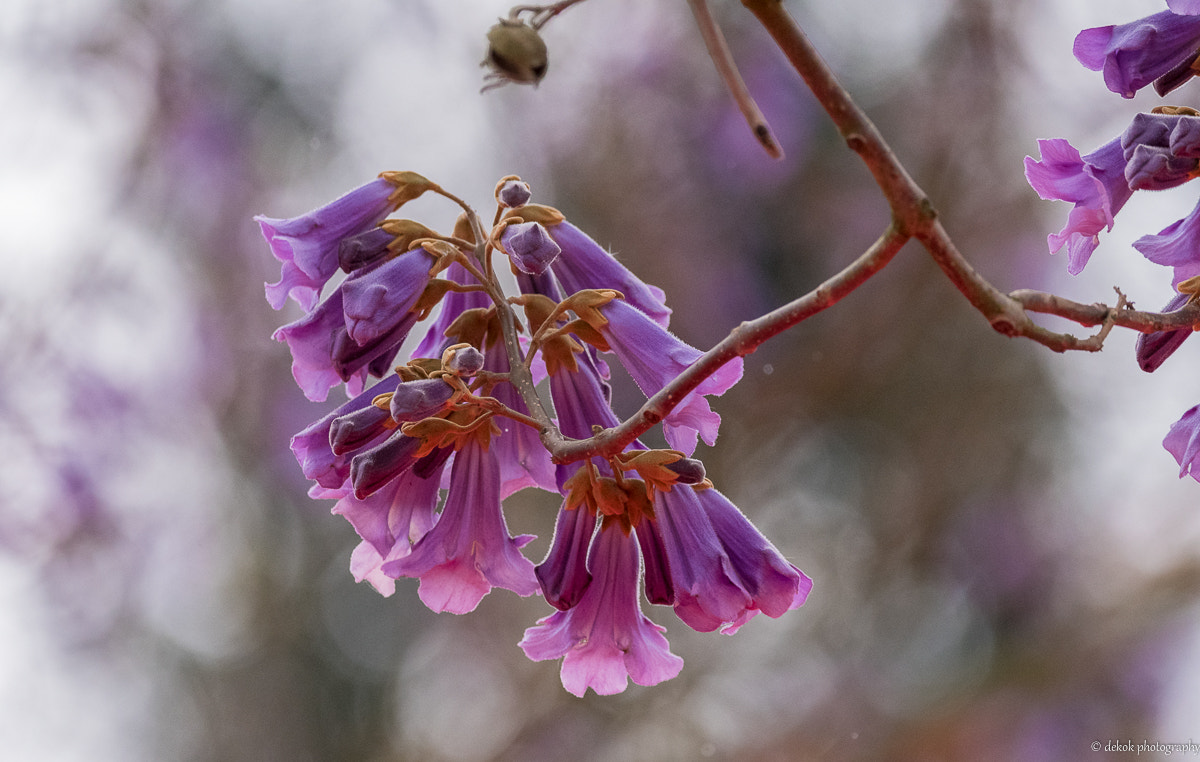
501 221 561 275
444 345 485 377
1136 292 1194 372
390 378 456 422
338 227 395 273
666 457 707 485
350 431 421 499
497 179 532 208
329 404 392 455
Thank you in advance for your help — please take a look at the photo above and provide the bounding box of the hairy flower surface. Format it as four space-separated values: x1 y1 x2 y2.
546 222 672 328
1134 199 1200 287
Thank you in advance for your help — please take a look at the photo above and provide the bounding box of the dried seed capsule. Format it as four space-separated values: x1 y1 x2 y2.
483 19 548 89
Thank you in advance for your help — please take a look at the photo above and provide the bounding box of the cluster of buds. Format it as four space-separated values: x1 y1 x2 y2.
257 172 811 695
1025 0 1200 482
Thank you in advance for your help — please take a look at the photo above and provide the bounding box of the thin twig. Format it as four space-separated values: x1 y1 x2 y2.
543 224 909 463
687 0 783 159
736 0 1191 354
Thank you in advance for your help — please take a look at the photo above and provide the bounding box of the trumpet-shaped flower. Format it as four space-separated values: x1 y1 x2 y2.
651 485 812 633
1134 198 1200 287
520 521 684 697
341 249 435 346
547 222 671 328
274 279 421 402
1074 10 1200 98
382 439 539 613
290 375 401 490
259 177 402 310
1025 138 1133 275
1165 404 1200 481
599 299 743 454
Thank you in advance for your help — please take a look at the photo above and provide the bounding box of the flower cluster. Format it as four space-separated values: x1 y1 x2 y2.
257 172 812 695
1025 1 1200 483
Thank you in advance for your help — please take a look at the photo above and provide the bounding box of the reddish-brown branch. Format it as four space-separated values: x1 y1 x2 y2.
543 224 908 463
519 0 1200 463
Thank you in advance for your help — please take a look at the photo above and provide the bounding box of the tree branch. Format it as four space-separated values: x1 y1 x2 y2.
524 0 1200 464
544 223 909 463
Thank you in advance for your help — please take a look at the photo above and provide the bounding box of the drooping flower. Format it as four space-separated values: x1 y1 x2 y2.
648 484 812 634
1165 404 1200 480
341 248 437 346
536 481 597 611
519 520 684 697
598 298 743 454
262 173 814 696
1121 112 1200 191
274 251 432 402
382 438 540 614
259 177 404 311
1136 292 1195 372
547 222 672 328
1074 10 1200 98
1024 138 1133 275
290 375 401 490
417 262 557 497
333 464 445 596
1134 197 1200 287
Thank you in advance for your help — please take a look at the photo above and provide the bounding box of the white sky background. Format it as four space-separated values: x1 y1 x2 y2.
1 0 1198 757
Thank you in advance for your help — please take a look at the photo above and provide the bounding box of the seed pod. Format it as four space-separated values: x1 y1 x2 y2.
483 18 548 89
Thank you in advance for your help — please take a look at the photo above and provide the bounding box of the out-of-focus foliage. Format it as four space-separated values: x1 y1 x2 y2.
1 0 1198 760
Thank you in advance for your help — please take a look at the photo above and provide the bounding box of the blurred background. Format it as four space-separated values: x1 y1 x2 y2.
2 0 1199 759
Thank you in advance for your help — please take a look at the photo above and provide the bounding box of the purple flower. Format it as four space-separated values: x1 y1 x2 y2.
388 378 455 422
547 222 672 328
333 466 444 595
599 299 743 454
1024 138 1133 275
501 221 562 275
338 227 396 273
534 354 620 610
1074 10 1200 98
1134 198 1200 287
1122 112 1200 190
341 249 435 346
536 484 597 610
1165 404 1200 480
382 438 539 613
484 346 558 498
649 485 812 633
1135 293 1193 372
444 345 485 377
1171 0 1200 15
274 253 431 402
519 521 684 697
349 430 422 499
290 375 401 489
258 177 401 311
